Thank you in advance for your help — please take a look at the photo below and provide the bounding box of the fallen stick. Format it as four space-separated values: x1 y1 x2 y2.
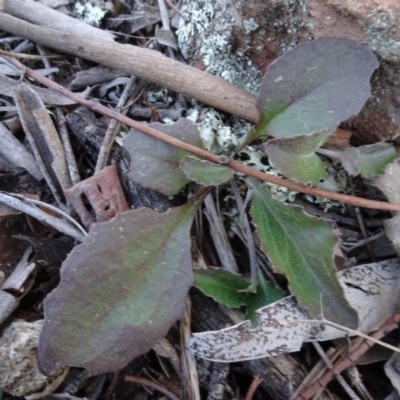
0 0 258 122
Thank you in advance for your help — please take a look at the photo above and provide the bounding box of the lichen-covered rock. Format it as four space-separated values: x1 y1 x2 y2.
0 319 68 399
177 0 399 142
231 0 400 142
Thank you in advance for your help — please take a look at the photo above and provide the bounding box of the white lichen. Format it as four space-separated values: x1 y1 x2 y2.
176 0 261 94
146 88 173 104
176 0 215 57
75 1 107 26
186 106 299 202
243 18 259 34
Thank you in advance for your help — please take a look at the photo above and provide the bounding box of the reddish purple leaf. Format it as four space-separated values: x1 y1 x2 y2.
39 202 199 375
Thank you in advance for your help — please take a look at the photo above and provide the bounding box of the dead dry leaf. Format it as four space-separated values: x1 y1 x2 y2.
64 165 129 229
13 84 71 203
188 259 400 362
0 123 43 180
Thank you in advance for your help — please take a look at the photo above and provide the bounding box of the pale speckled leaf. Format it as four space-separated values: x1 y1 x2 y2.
264 129 330 183
180 156 234 186
39 201 199 376
252 38 378 141
250 182 358 327
123 118 203 196
188 259 400 362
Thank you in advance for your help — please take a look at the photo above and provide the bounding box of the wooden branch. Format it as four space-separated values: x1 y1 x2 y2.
0 0 259 122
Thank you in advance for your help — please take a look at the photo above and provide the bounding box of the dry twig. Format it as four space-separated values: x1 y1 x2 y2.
297 308 400 399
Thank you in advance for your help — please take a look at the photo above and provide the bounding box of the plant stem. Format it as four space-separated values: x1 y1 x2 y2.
6 55 400 212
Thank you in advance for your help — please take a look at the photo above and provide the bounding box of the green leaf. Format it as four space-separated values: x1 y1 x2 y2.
320 142 397 179
354 143 397 179
38 201 199 375
245 271 286 327
253 38 378 141
123 118 204 196
180 156 234 186
264 129 330 182
250 181 358 328
193 268 251 308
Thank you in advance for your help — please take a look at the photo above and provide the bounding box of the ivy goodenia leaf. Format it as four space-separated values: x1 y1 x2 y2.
340 142 396 179
264 129 330 183
123 118 203 196
193 268 252 308
250 182 358 328
193 268 285 317
356 143 396 178
252 38 378 141
38 202 199 376
180 156 234 186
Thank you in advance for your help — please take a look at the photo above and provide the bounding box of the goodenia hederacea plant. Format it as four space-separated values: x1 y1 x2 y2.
38 199 202 375
250 181 358 328
34 38 390 375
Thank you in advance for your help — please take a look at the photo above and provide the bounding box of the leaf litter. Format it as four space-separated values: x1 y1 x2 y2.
0 3 400 399
188 259 400 362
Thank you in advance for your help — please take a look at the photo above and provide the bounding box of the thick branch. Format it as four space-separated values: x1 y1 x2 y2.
0 0 259 122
